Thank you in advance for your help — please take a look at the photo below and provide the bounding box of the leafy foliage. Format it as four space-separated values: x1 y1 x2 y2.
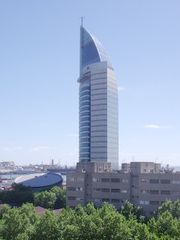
0 184 33 206
0 200 180 239
0 204 37 240
34 187 66 209
121 200 144 220
0 185 66 209
0 200 180 240
157 200 180 219
34 191 56 209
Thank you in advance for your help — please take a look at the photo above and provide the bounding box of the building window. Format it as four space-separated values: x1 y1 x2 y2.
122 179 128 183
150 201 159 205
139 200 149 205
121 190 128 193
111 178 120 183
172 180 180 184
67 187 76 191
161 190 170 195
68 196 76 200
101 178 110 183
149 179 159 184
160 179 170 184
93 177 100 182
150 190 159 195
172 191 180 195
111 199 120 203
111 189 120 193
141 178 147 183
101 188 110 192
141 190 148 194
76 197 83 201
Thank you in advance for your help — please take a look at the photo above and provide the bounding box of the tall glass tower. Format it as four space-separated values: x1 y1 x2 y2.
78 26 119 169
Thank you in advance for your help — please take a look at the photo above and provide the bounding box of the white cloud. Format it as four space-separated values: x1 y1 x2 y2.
144 124 172 129
144 124 161 129
31 146 52 152
118 86 126 92
3 146 23 152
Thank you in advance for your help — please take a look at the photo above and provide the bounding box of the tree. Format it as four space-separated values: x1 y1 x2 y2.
121 200 143 220
32 211 60 240
34 191 56 209
0 184 33 206
0 204 37 240
1 201 180 239
12 183 31 192
50 187 66 208
148 211 180 239
158 200 180 219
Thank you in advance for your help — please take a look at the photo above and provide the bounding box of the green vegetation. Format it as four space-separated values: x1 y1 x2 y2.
0 185 66 209
157 200 180 219
34 186 66 209
0 201 180 240
0 184 34 206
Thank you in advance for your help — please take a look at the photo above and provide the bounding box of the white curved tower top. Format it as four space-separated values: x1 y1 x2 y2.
80 26 111 71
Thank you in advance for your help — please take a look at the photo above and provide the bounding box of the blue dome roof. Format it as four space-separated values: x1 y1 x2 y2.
80 26 111 71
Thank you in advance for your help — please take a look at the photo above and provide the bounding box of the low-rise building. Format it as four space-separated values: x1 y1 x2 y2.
67 161 180 216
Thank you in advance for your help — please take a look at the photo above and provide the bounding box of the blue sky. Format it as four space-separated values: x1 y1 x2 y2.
0 0 180 166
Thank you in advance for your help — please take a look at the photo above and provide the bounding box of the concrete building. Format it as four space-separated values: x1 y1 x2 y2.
67 161 180 216
79 25 119 169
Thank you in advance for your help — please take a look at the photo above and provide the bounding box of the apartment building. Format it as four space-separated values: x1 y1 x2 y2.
67 161 180 216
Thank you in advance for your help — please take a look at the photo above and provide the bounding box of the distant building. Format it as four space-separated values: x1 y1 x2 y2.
79 25 119 169
67 161 180 216
14 172 63 191
0 161 15 169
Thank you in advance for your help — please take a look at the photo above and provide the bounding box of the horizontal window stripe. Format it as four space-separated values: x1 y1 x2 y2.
91 87 107 91
80 85 90 90
91 103 107 107
91 125 107 128
91 72 107 76
91 130 107 133
91 93 107 97
91 98 107 101
91 78 106 82
91 108 107 112
80 92 90 97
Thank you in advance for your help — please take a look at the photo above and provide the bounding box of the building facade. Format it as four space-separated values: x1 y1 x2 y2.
67 161 180 216
79 26 119 169
67 26 180 216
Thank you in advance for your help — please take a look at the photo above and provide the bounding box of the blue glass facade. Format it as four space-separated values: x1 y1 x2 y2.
79 79 91 161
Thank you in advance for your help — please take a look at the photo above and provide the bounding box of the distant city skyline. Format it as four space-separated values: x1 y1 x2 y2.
0 1 180 166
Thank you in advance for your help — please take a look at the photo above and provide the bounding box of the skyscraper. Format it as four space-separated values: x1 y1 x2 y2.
79 25 119 169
